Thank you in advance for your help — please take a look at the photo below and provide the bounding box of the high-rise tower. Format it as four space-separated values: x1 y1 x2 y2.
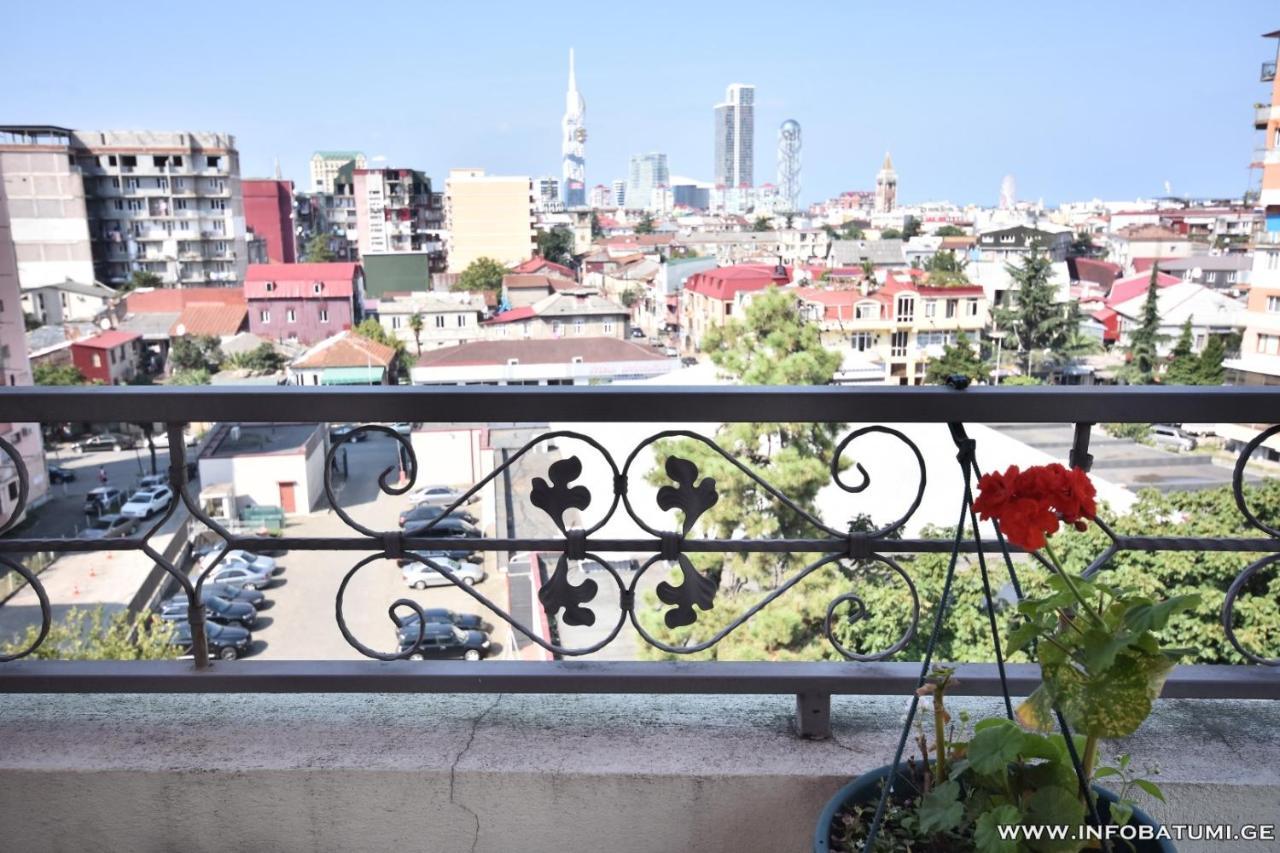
875 151 898 213
714 84 755 188
777 120 802 212
561 49 587 208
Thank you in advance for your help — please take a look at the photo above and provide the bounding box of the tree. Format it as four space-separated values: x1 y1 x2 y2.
23 311 41 331
355 317 411 377
408 311 425 356
924 333 990 385
169 368 211 386
751 216 771 232
536 226 575 266
1196 334 1225 386
635 212 655 235
1069 230 1098 257
636 288 843 660
935 225 965 237
1000 375 1044 386
901 218 922 239
33 363 86 386
456 257 506 294
590 211 603 239
880 227 903 240
620 286 643 309
118 270 162 294
226 342 285 373
169 335 223 374
994 251 1073 373
1124 265 1165 384
1164 318 1199 385
2 606 175 660
860 260 877 290
921 250 970 287
301 233 336 262
840 222 865 240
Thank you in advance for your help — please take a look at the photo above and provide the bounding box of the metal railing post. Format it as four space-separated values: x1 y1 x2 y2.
794 692 831 739
166 423 209 668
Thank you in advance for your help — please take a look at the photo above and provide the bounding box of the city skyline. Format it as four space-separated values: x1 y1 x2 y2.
4 1 1277 206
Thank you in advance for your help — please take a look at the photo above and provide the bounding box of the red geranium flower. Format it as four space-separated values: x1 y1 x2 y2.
973 463 1096 550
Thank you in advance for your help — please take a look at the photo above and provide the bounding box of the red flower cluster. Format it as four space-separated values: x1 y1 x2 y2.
972 463 1097 551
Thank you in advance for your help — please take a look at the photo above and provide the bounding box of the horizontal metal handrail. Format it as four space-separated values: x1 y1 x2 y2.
5 384 1280 424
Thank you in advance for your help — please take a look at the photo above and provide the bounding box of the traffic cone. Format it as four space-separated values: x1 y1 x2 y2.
72 584 80 597
89 565 97 577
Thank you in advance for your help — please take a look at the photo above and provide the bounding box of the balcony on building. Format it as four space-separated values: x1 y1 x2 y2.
1264 60 1277 82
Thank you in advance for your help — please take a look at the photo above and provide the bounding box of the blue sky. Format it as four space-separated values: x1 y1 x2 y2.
5 1 1278 206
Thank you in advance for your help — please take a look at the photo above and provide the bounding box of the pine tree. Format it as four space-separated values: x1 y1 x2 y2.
1196 335 1226 386
924 333 990 384
993 251 1071 372
1164 318 1199 385
1125 265 1164 384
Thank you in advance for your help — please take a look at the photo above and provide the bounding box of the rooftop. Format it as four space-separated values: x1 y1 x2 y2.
202 422 319 457
70 330 140 350
414 337 669 367
291 331 397 370
171 304 247 338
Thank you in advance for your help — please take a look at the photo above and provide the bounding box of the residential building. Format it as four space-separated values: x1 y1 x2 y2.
830 239 907 270
295 191 358 261
483 290 629 340
1107 224 1198 270
310 151 366 194
0 163 49 525
793 272 988 385
502 273 577 309
874 152 898 214
1141 254 1251 292
287 330 397 386
372 291 486 351
242 179 296 264
588 184 612 209
411 337 675 386
70 330 141 384
681 263 790 350
198 422 327 514
975 225 1072 264
0 126 96 289
444 169 536 273
510 256 577 280
627 153 669 211
611 179 627 208
170 301 247 342
333 166 443 265
535 176 562 212
244 262 363 345
117 285 246 366
714 84 755 188
673 184 711 210
20 278 116 325
561 49 587 208
1109 281 1243 356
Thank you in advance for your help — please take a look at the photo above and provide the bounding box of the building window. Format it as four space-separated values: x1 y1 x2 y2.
923 300 937 318
434 315 445 328
287 309 296 323
456 315 466 327
966 299 979 317
574 319 585 335
1259 334 1280 355
319 309 329 323
92 354 102 368
552 321 562 336
891 331 909 358
313 283 323 294
264 282 276 292
856 302 878 320
851 332 874 351
523 323 532 338
1267 296 1280 314
603 320 614 334
894 295 915 324
945 299 957 319
391 316 402 329
260 310 270 324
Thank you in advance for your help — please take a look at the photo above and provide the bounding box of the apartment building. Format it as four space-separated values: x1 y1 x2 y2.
336 166 443 263
243 179 296 264
309 151 366 194
483 290 629 341
20 278 116 324
372 291 486 351
444 169 536 273
680 263 790 350
0 162 49 525
793 272 988 385
244 262 363 346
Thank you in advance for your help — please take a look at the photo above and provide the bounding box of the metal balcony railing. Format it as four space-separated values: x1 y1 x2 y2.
0 386 1278 738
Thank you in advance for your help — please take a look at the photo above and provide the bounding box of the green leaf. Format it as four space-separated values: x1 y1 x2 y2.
968 720 1025 774
1109 800 1134 828
974 804 1021 853
1027 650 1175 738
1092 766 1121 778
1124 594 1201 633
1119 753 1131 770
1025 785 1086 853
917 779 964 834
1080 626 1133 673
1132 778 1166 803
1005 620 1042 656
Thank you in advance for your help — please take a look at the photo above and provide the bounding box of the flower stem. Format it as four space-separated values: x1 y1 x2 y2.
1081 733 1099 792
933 692 948 783
1042 540 1106 629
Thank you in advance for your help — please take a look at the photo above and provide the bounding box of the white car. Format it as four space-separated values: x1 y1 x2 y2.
201 549 277 574
408 485 475 507
402 557 486 589
206 563 274 590
119 486 174 519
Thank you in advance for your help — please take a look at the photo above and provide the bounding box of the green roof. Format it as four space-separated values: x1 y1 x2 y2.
321 366 384 385
313 150 364 159
362 252 433 298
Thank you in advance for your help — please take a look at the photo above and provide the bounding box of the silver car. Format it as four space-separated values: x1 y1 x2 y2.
1150 424 1197 452
402 556 486 589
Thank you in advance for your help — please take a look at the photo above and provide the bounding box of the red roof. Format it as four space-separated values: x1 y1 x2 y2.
1072 258 1122 286
125 288 244 314
244 263 360 299
511 257 576 279
502 274 576 292
291 331 396 369
1105 271 1180 307
171 304 248 337
684 264 790 301
482 306 536 325
72 330 140 350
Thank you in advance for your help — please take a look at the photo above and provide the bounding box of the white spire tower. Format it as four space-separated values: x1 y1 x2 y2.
561 48 587 208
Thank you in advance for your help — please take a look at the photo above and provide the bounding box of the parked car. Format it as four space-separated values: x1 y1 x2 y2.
169 620 252 661
328 423 367 443
206 562 275 590
119 486 174 519
663 346 679 357
680 356 698 367
138 474 167 490
398 623 491 661
148 430 198 449
164 583 265 610
394 607 488 634
76 433 137 452
161 594 256 627
398 504 478 528
404 517 483 539
80 513 137 540
1151 424 1197 452
83 487 125 515
396 547 483 567
47 465 76 484
391 422 415 436
407 484 475 507
629 327 646 339
401 556 486 589
200 550 278 574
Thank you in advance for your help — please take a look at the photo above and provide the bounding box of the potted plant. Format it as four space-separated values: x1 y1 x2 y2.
816 464 1196 852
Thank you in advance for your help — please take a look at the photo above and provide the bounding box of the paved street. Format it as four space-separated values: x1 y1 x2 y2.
255 431 509 660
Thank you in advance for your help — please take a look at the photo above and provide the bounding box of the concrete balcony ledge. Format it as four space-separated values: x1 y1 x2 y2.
1 692 1278 853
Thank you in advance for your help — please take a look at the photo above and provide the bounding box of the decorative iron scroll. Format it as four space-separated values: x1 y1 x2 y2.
0 419 1277 667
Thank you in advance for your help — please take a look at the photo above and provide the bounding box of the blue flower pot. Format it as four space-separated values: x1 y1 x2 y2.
814 763 1176 852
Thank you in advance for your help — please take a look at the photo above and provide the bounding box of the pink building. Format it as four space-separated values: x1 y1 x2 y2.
244 262 363 345
243 179 296 264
